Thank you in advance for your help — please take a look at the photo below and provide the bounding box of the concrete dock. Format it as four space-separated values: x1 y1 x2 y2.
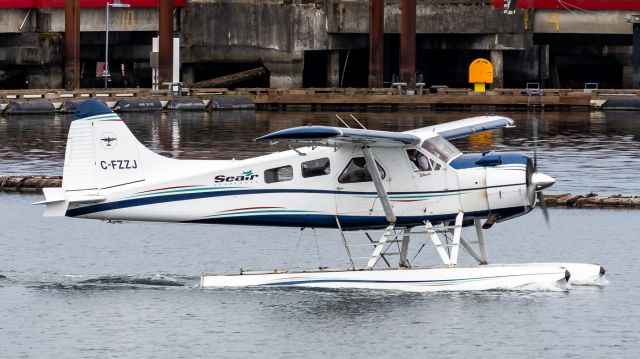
3 87 640 112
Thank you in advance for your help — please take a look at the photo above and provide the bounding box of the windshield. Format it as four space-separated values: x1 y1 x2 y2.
421 135 461 164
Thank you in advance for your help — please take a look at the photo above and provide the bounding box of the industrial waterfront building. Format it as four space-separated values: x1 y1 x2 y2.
0 1 639 90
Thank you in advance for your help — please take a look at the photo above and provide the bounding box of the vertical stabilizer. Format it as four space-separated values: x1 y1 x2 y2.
63 100 146 191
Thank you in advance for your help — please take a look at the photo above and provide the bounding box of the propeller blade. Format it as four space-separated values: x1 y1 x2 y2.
537 191 550 229
532 112 539 171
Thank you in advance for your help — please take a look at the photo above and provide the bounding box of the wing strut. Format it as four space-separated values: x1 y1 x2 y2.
361 146 396 224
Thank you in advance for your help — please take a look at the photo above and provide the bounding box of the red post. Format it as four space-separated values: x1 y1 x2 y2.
158 0 174 86
64 0 80 89
399 0 416 88
368 0 384 88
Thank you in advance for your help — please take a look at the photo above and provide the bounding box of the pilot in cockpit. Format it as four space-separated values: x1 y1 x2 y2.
407 149 430 171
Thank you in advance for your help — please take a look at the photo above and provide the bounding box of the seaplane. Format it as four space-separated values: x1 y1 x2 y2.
36 99 605 292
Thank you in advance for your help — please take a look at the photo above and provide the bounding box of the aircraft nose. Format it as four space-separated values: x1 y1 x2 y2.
531 172 555 191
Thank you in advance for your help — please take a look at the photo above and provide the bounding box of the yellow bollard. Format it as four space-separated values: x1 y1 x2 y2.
469 58 494 92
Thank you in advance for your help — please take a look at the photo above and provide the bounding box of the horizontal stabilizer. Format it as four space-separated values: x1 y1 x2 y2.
33 188 105 217
33 188 69 217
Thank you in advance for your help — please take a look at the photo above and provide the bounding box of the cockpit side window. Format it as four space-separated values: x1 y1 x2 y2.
302 157 331 178
421 135 462 164
338 157 386 184
407 149 432 172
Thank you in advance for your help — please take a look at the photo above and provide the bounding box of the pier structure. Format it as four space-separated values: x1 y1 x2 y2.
1 1 640 90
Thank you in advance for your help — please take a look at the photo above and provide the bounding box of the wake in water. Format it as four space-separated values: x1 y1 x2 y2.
27 274 198 290
80 275 186 287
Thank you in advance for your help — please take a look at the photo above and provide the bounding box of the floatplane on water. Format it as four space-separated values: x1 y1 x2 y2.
36 100 605 292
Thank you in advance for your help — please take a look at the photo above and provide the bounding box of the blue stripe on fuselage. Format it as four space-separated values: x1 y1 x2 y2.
64 185 525 218
187 205 530 230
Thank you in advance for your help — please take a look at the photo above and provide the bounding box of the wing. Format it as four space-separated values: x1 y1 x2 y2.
255 126 420 147
406 115 515 141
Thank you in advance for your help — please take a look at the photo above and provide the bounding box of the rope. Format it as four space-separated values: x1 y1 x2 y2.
291 227 305 264
411 243 427 264
313 228 323 269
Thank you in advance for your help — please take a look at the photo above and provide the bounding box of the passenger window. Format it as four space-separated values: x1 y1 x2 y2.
264 165 293 184
338 157 386 184
302 158 331 178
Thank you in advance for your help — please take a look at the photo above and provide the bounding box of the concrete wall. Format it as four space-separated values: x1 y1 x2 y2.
181 1 331 87
534 10 634 35
0 9 35 33
327 0 526 34
0 1 636 89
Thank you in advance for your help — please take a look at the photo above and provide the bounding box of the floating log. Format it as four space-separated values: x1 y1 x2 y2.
0 175 62 193
192 67 267 88
544 193 640 208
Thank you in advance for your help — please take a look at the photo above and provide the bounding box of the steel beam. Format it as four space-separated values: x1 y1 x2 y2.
64 0 80 89
399 0 416 89
634 23 640 89
368 0 384 88
158 0 174 86
491 50 504 89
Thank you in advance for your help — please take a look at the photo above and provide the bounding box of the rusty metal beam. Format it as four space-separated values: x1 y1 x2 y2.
158 0 174 85
400 0 416 88
368 0 384 88
192 67 268 88
64 0 80 90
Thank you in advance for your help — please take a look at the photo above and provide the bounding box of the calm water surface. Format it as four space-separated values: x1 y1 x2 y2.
1 109 639 358
0 193 639 358
1 110 639 194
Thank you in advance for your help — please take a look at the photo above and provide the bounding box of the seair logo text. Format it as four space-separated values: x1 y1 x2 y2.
214 170 259 183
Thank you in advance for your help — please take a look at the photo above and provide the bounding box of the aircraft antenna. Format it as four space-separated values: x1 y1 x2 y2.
335 114 350 128
349 114 367 130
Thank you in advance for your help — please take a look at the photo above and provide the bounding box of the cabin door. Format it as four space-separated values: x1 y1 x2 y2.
407 150 454 216
334 152 392 223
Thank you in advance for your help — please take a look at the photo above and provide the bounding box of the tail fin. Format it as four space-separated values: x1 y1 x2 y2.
64 99 148 191
36 100 164 216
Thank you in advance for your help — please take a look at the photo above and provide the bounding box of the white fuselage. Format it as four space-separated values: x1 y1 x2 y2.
66 144 531 229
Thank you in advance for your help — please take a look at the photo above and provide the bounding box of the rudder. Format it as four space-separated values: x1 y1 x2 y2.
63 100 146 191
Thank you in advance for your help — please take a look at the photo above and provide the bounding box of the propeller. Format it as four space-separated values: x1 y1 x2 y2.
526 109 554 227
